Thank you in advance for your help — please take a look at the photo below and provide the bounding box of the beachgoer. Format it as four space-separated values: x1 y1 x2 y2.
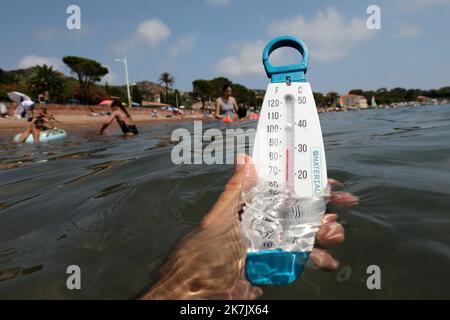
40 108 58 123
38 93 46 105
237 104 248 120
100 99 139 136
214 84 238 120
16 110 55 144
141 154 358 300
15 98 35 120
0 103 8 118
90 107 101 117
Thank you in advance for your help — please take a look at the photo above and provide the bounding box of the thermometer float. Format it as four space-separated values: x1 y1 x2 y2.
242 36 328 285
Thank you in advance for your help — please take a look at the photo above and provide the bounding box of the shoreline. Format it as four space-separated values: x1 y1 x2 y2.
0 103 207 134
0 114 204 131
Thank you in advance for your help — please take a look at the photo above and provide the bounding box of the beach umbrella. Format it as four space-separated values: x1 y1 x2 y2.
99 99 113 106
7 91 31 104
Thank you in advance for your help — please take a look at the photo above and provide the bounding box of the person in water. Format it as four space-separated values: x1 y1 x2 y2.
236 104 248 120
16 108 55 144
214 84 239 120
100 100 139 136
141 155 359 300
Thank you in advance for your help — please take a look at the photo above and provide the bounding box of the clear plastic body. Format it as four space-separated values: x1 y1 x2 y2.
242 182 329 254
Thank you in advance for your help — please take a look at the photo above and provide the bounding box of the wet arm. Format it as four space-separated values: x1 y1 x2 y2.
48 114 58 122
100 113 117 135
214 99 222 119
42 118 55 129
232 98 239 114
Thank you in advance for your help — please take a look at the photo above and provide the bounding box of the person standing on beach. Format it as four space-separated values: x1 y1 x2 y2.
0 102 8 118
15 97 35 120
100 99 139 136
214 84 238 121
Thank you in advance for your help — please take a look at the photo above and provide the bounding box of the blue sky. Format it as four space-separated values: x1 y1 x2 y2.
1 0 449 93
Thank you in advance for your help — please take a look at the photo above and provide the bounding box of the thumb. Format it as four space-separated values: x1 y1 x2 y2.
200 154 254 228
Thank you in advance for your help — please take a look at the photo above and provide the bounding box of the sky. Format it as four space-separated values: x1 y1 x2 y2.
1 0 449 94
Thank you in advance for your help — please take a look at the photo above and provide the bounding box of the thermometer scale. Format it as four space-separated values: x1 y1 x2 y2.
242 36 328 285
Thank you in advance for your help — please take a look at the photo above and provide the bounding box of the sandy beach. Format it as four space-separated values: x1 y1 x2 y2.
0 103 207 134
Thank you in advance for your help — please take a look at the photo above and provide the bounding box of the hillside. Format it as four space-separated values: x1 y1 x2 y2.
119 80 166 101
1 66 168 104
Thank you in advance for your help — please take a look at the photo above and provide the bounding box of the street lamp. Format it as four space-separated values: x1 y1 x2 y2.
114 58 132 109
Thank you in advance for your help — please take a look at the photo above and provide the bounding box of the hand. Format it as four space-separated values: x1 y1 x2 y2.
141 155 358 300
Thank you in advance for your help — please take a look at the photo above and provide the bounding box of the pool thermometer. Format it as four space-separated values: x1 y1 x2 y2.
242 36 328 285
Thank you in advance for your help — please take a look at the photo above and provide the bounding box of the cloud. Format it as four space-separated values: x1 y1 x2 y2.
215 7 376 77
205 0 231 6
136 19 171 46
170 33 197 57
215 41 265 77
215 41 291 77
110 19 171 55
392 23 423 39
102 65 118 84
267 7 375 63
17 55 61 69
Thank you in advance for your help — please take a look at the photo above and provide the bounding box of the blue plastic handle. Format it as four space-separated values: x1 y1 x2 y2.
262 36 309 83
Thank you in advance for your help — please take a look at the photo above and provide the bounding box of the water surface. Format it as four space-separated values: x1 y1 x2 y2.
1 105 450 299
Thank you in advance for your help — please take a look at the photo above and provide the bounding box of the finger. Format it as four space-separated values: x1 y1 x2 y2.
224 156 251 193
249 286 263 300
330 191 359 208
235 154 257 193
321 213 338 224
234 154 252 173
328 178 344 189
201 156 253 227
316 222 345 246
310 248 340 272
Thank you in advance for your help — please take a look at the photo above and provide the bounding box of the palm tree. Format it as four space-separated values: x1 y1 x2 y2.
158 72 175 104
27 65 65 102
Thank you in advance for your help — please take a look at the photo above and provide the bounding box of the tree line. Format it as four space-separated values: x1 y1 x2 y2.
192 77 260 109
348 87 450 105
0 56 110 105
0 56 261 109
1 55 449 108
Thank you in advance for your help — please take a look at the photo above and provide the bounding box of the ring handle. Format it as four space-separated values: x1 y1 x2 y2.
262 36 309 83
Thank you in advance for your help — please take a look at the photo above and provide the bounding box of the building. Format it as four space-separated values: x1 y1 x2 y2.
339 94 369 109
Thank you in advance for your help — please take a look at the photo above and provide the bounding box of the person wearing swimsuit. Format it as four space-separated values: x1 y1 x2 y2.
100 100 139 136
214 84 239 120
16 109 55 144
